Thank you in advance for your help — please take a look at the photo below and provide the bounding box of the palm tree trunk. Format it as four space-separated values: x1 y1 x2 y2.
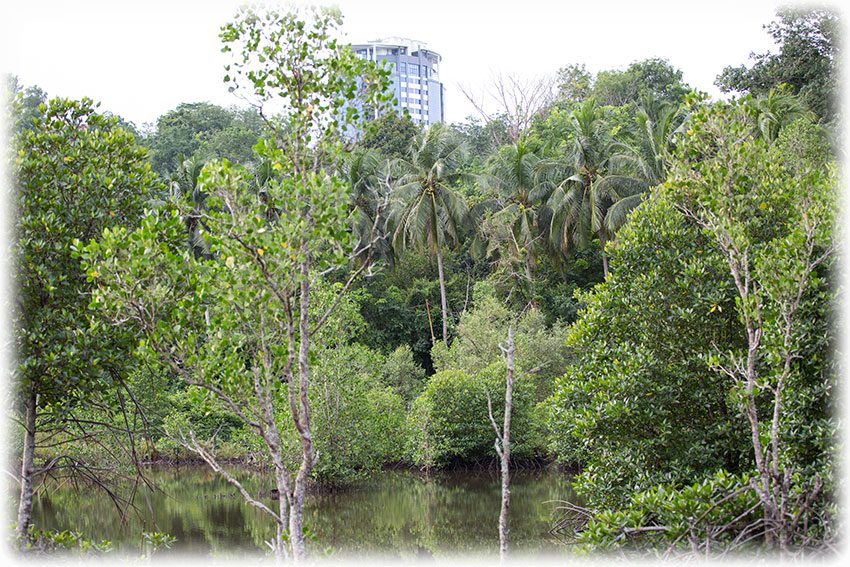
16 385 37 545
598 231 609 278
436 247 449 346
524 252 537 306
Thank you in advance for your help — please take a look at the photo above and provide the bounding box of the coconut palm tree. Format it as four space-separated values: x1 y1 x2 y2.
633 93 687 185
387 123 470 345
168 155 212 259
545 99 648 277
343 148 394 267
751 87 812 144
474 135 554 289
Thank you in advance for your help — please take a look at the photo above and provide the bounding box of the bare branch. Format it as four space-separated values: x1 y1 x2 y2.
173 429 282 524
460 71 555 145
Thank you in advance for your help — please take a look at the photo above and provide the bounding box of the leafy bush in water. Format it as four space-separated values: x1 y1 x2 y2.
22 526 113 555
432 281 571 402
405 362 539 469
278 343 407 482
544 192 752 506
574 471 761 553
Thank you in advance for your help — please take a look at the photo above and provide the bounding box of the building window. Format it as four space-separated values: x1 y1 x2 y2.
408 63 420 76
400 62 407 74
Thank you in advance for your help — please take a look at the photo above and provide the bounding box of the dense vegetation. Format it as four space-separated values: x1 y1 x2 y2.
7 5 839 560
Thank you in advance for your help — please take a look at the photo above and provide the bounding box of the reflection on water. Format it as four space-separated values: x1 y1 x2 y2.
30 465 578 558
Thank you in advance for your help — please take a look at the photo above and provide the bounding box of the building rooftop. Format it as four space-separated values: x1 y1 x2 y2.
350 37 441 63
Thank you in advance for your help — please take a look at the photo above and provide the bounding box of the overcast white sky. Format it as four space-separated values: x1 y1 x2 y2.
0 0 809 127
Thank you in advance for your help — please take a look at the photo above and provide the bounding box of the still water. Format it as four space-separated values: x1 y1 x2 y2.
31 465 577 558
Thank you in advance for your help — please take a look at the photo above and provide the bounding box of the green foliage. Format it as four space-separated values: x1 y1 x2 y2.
668 97 838 531
146 102 236 176
550 58 689 113
554 63 593 105
142 531 177 554
715 8 839 124
144 102 267 177
83 5 395 506
192 108 268 166
220 4 394 154
361 111 420 160
14 96 160 408
284 344 407 482
5 76 48 134
547 96 838 547
387 125 472 346
23 526 113 555
388 122 471 258
378 344 426 401
277 284 408 481
158 388 244 452
773 117 831 172
472 135 553 292
450 116 501 168
545 190 750 505
632 94 687 184
592 58 690 107
542 99 650 275
351 246 478 372
434 281 571 401
404 363 538 469
576 471 760 553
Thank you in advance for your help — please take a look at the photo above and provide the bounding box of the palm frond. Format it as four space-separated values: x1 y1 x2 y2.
604 192 647 234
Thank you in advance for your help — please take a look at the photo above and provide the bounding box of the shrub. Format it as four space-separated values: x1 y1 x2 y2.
404 362 538 468
378 344 426 402
433 281 571 402
278 344 407 482
544 193 751 506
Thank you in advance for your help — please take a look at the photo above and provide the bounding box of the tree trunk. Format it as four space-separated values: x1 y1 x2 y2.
436 247 449 346
524 252 539 307
273 457 290 558
598 231 609 278
290 256 316 562
264 420 291 558
498 327 514 561
16 384 37 545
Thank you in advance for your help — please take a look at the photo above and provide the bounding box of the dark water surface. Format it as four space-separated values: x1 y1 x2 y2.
30 465 578 558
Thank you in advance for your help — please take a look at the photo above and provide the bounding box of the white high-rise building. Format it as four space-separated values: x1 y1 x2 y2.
351 37 444 126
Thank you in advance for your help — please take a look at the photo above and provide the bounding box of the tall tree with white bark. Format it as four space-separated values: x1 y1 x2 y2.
80 4 392 560
487 326 515 561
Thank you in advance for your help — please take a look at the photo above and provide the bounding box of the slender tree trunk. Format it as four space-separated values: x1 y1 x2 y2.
488 327 515 562
436 247 449 346
16 385 37 545
598 232 609 278
264 414 291 559
290 255 315 562
498 327 514 561
273 457 290 558
524 252 539 307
